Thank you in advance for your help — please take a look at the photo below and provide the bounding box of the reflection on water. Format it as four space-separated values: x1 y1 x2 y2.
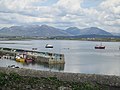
36 63 64 71
22 62 64 71
0 59 64 71
0 40 120 75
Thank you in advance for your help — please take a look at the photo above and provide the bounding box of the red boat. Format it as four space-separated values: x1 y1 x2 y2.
95 43 105 49
25 58 34 63
95 46 105 49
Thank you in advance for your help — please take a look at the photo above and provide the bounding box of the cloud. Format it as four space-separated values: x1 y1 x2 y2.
55 0 82 12
97 0 120 32
0 0 120 33
0 0 43 15
0 0 54 24
0 12 53 26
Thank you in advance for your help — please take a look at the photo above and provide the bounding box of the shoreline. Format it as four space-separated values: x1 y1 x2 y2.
0 67 120 87
0 37 120 42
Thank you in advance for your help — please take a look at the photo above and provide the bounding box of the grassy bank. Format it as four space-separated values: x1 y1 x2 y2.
0 72 109 90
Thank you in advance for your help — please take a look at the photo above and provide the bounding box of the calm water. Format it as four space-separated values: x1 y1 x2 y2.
0 40 120 76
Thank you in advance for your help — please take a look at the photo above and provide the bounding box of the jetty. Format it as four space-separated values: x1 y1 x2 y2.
0 47 65 64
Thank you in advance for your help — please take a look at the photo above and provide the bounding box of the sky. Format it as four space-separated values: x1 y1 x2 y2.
0 0 120 33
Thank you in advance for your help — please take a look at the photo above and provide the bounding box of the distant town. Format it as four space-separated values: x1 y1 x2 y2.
0 35 120 42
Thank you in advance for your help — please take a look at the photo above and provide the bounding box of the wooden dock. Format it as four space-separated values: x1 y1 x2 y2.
0 47 65 64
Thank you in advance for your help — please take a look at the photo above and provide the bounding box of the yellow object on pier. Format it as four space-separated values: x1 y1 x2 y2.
16 58 25 62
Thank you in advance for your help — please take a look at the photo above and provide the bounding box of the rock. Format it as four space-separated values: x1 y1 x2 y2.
58 86 72 90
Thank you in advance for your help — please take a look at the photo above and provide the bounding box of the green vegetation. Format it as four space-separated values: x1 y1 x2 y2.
51 37 120 42
0 72 109 90
0 36 120 42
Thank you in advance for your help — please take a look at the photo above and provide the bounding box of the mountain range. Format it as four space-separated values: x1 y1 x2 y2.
0 25 114 37
65 27 112 36
0 25 70 37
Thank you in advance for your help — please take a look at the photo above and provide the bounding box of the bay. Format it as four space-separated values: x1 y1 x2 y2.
0 40 120 76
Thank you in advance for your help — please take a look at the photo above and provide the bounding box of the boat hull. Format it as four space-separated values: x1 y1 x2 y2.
95 46 105 49
45 44 53 48
25 58 33 63
45 46 53 48
16 58 25 62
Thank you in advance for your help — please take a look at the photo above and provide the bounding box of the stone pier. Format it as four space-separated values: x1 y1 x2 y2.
0 47 65 64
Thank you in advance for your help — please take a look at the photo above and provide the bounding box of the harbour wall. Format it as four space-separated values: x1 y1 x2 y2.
0 67 120 87
0 47 65 64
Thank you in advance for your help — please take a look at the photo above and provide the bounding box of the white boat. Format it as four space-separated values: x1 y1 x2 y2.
45 44 53 48
8 65 19 68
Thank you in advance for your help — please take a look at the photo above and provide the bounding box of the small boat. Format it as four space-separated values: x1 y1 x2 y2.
32 48 37 50
25 58 34 63
95 43 105 49
16 58 25 62
45 44 53 48
8 65 19 68
15 55 25 62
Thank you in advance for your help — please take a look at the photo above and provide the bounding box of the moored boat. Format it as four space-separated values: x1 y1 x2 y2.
25 58 34 63
16 58 25 62
95 43 105 49
95 46 105 49
45 44 53 48
15 55 25 62
32 48 37 50
8 65 19 68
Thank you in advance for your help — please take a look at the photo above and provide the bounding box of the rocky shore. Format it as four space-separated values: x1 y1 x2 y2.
0 67 120 90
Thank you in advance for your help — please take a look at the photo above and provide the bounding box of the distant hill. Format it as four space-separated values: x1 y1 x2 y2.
65 27 112 36
0 25 115 37
65 27 81 36
111 33 120 36
0 25 71 37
